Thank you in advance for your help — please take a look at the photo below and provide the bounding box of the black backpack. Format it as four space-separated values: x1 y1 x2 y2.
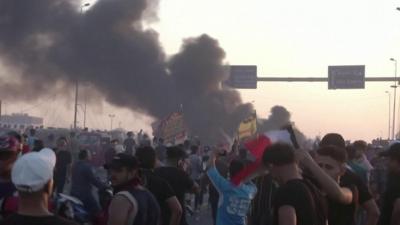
303 179 329 225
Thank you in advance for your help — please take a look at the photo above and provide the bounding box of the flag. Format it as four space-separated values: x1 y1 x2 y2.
231 130 292 186
237 112 257 140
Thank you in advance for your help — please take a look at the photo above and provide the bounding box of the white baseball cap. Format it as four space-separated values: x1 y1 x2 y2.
11 148 56 193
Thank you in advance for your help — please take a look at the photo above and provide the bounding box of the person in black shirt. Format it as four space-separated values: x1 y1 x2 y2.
248 174 277 225
136 146 183 225
155 146 199 225
54 137 72 194
104 139 117 166
320 133 380 225
314 145 357 225
123 132 136 155
155 138 167 163
262 143 328 225
378 142 400 225
2 149 78 225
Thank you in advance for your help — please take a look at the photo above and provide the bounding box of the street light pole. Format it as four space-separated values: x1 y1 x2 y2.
109 114 115 130
81 3 90 13
390 58 398 139
74 3 91 130
0 100 2 122
386 91 392 140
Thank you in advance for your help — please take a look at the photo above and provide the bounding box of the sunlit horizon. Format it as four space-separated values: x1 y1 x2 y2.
3 0 400 142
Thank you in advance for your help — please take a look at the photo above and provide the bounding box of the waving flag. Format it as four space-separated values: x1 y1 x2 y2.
231 130 293 186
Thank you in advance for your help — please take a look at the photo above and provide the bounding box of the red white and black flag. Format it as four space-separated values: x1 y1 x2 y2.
231 127 297 186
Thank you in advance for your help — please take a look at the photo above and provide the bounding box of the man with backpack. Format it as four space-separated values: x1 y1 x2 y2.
107 154 160 225
262 143 328 225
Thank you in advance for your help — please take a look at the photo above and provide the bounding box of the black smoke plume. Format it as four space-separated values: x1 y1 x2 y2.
259 105 307 146
0 0 253 143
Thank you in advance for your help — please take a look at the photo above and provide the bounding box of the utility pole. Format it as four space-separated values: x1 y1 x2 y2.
391 58 398 139
74 2 91 130
386 91 392 140
109 114 115 130
73 80 79 130
83 90 87 129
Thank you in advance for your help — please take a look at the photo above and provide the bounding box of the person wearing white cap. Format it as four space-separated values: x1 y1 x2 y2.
1 148 78 225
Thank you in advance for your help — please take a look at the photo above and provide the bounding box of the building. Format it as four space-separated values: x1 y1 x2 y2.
0 113 44 130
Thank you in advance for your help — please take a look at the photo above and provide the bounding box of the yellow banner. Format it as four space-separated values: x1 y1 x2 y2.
238 112 257 140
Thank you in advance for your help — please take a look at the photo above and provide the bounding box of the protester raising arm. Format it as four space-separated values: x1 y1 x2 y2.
297 150 353 204
207 147 231 191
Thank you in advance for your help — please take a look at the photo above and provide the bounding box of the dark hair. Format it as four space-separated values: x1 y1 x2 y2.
190 145 199 155
346 145 357 161
184 140 190 147
136 146 156 169
112 153 140 170
79 149 89 160
353 140 367 150
32 139 44 152
317 146 347 163
229 160 244 178
320 133 346 148
111 139 119 144
262 143 296 166
381 143 400 162
166 146 187 160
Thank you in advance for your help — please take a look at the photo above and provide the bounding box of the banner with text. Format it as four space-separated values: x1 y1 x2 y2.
153 112 187 145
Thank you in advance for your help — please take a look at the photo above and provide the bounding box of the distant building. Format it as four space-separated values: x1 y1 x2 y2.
0 113 44 130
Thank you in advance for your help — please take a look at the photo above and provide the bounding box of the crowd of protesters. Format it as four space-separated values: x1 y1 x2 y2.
0 127 399 225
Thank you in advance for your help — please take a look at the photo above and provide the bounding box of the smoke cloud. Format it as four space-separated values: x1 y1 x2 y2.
259 105 307 147
0 0 253 142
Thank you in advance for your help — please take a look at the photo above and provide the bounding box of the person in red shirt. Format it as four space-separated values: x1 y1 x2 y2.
0 134 21 219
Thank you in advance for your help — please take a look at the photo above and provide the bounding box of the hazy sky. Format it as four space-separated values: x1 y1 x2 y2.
5 0 400 141
154 0 400 141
